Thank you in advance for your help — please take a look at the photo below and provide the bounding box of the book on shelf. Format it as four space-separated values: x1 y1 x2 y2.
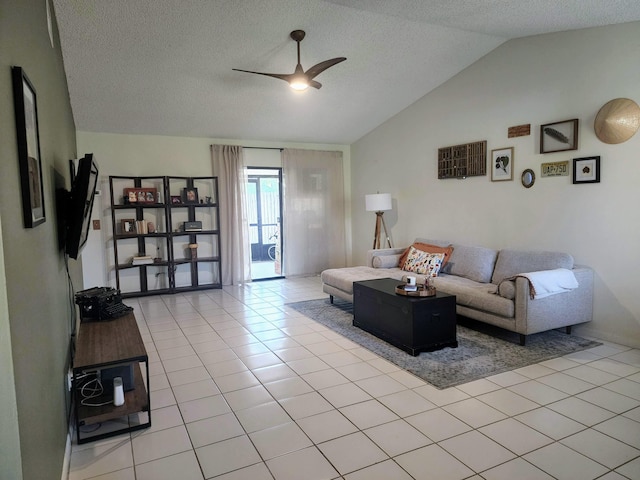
131 255 153 265
135 220 148 234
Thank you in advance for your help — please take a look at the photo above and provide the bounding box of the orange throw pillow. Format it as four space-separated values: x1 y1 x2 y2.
398 242 454 269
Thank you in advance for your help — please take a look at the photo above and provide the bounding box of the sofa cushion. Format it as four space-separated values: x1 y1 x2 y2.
402 247 445 276
442 243 498 283
491 249 574 284
398 242 454 268
320 267 404 295
434 275 513 317
372 254 403 268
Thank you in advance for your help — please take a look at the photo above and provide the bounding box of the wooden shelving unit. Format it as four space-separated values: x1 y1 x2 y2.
109 175 222 297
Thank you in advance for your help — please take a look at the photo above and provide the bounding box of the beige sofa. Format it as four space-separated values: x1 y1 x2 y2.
321 239 594 345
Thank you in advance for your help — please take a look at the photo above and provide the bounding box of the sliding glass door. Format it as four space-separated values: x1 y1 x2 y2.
246 168 283 280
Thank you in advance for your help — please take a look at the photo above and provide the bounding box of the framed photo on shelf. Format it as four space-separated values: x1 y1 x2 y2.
170 195 181 204
182 187 199 204
540 118 579 154
491 147 514 181
123 187 158 204
573 156 600 184
12 67 46 228
121 218 136 234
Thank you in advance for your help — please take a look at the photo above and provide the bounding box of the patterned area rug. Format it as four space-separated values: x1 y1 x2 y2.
287 298 601 389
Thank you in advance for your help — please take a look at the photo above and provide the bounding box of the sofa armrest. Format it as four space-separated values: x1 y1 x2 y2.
366 247 407 268
514 266 594 335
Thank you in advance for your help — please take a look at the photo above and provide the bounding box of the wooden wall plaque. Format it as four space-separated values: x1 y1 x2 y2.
508 124 531 138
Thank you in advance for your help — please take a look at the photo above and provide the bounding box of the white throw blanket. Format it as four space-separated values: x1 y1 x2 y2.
509 268 579 299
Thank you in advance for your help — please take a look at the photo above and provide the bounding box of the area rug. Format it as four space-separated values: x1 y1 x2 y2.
287 298 601 389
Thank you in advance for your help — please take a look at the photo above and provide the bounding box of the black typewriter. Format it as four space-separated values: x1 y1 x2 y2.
75 287 133 322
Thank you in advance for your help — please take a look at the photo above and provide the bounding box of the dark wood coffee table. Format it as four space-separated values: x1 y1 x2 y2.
353 278 457 356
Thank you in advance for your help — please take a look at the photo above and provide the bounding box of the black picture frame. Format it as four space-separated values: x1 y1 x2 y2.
12 66 45 228
182 187 199 204
540 118 579 154
573 156 601 184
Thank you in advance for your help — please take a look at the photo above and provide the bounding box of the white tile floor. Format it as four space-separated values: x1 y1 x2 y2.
68 276 640 480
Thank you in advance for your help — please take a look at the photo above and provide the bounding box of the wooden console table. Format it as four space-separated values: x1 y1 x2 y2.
73 312 151 444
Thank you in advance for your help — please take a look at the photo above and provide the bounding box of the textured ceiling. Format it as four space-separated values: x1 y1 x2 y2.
53 0 640 144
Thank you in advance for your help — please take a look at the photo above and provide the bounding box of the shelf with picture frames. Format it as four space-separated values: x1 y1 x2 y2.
108 175 222 297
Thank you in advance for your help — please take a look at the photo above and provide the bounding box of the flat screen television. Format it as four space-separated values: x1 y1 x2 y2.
64 153 99 259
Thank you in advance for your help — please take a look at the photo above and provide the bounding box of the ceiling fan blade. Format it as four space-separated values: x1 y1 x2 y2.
232 68 292 83
304 57 346 80
309 80 322 89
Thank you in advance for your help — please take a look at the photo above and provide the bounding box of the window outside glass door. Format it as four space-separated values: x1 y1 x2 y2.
246 168 282 280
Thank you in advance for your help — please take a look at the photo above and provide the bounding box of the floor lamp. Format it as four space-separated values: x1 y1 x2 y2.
365 193 393 249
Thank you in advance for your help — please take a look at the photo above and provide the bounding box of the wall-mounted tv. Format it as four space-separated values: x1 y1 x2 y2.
64 153 99 259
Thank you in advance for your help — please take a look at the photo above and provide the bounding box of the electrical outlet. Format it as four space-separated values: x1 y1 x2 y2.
67 371 73 391
92 219 101 230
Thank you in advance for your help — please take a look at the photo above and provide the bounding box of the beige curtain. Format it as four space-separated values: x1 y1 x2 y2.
282 149 346 276
211 145 251 285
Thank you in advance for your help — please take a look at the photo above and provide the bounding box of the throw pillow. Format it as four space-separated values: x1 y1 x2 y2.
372 254 403 268
402 247 445 276
398 242 454 268
498 280 516 299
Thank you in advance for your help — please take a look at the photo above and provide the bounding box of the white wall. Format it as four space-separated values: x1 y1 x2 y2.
350 22 640 347
76 133 351 287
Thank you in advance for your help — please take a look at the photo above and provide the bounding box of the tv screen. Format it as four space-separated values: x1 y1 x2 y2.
65 153 99 259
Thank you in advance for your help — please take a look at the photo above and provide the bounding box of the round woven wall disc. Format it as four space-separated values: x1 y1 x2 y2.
594 98 640 144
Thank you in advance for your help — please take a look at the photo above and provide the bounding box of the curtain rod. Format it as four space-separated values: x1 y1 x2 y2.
242 146 283 151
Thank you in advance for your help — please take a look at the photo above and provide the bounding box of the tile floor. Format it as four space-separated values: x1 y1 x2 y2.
68 276 640 480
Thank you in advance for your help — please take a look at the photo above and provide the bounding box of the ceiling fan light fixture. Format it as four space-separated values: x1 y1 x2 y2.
289 75 309 91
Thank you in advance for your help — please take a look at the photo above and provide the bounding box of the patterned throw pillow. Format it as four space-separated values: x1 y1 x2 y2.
397 242 453 268
402 246 445 276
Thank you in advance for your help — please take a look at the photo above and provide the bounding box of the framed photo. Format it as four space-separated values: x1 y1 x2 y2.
182 187 199 204
573 156 600 184
12 67 45 228
491 147 514 181
170 195 182 204
123 187 158 204
120 218 136 234
540 118 579 154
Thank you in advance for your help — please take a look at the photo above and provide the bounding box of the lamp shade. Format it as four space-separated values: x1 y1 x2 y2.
365 193 392 212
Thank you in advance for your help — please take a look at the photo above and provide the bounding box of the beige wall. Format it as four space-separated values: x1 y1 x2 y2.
76 132 351 286
0 0 80 478
350 22 640 347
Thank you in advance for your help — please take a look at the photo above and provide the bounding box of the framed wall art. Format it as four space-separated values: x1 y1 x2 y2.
491 147 513 181
540 118 579 154
12 66 46 228
573 156 600 184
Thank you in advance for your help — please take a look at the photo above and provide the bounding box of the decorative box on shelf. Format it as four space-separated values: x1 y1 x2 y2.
183 221 202 232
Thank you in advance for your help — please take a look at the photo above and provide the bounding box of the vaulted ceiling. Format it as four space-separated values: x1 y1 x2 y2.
53 1 640 144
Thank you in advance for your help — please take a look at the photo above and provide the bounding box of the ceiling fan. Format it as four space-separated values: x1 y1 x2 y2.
233 30 346 91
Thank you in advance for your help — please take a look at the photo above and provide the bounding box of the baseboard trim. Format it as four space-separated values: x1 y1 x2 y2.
61 429 71 480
